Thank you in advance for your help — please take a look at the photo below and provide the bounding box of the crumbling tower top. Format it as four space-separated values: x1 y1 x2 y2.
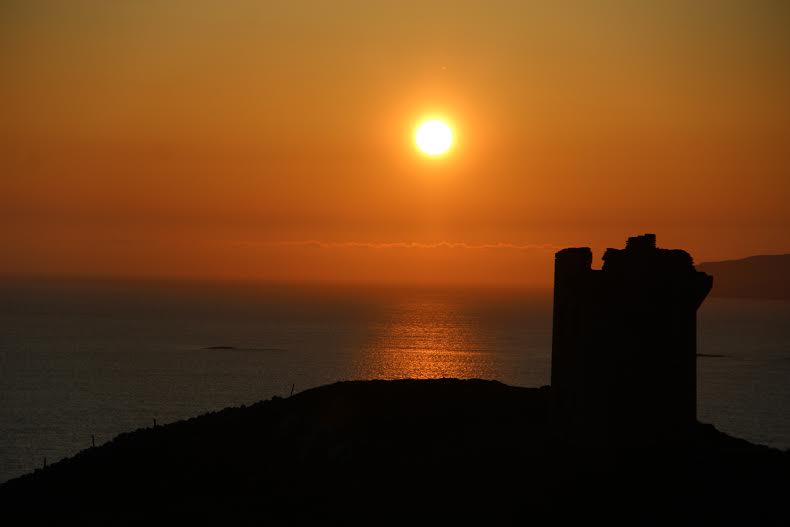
626 233 657 250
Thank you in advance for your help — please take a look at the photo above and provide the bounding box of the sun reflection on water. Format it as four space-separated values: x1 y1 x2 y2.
358 294 501 380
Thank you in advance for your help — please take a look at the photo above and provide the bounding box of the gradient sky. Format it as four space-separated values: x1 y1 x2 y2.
2 1 789 286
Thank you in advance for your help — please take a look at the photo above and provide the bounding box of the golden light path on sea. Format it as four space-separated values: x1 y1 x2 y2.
356 294 499 380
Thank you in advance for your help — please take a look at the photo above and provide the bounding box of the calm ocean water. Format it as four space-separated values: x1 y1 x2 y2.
1 279 789 482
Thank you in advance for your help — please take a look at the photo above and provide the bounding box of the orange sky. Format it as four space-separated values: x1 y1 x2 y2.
2 1 789 286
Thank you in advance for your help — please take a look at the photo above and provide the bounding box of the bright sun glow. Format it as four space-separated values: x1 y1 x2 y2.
415 119 453 156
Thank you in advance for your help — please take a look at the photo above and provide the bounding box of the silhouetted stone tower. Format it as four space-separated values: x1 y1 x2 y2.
551 234 713 444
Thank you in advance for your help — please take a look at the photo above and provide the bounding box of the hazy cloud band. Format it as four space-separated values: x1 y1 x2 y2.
251 241 559 251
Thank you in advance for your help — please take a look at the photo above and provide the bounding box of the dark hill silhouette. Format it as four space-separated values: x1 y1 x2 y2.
1 379 788 525
698 254 790 299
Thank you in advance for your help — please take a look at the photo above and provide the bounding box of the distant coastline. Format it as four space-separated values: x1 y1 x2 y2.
698 254 790 299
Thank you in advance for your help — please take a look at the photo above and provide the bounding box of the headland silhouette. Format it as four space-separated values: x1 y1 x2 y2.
698 253 790 299
1 235 787 525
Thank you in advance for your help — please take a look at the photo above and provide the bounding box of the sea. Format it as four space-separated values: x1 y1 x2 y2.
1 279 789 483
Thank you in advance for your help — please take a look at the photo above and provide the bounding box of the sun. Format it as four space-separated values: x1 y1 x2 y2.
415 119 453 156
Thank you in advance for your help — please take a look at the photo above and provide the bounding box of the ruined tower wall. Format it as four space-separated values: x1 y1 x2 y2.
551 235 713 445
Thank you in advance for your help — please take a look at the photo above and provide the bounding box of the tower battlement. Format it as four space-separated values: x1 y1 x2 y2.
625 233 656 250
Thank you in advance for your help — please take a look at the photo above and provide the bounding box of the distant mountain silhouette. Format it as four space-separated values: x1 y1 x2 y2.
1 380 788 525
697 254 790 299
